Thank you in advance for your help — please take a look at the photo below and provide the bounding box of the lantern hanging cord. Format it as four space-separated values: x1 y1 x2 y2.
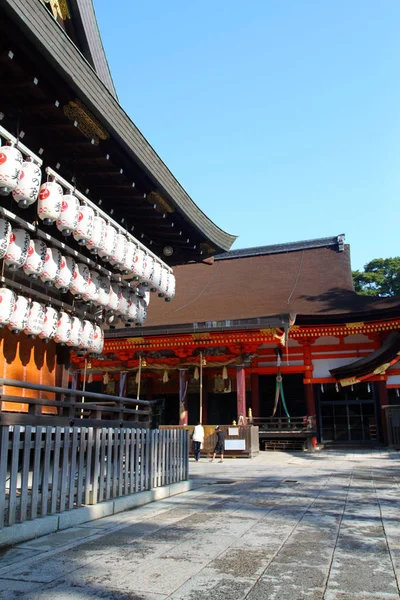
174 263 221 312
287 251 304 304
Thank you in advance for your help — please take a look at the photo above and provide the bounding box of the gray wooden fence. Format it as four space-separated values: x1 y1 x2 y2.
0 425 189 529
384 405 400 449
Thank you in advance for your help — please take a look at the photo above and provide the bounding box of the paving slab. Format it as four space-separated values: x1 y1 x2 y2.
1 450 400 599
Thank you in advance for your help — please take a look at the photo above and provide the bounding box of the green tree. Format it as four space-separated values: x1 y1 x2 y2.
353 258 400 297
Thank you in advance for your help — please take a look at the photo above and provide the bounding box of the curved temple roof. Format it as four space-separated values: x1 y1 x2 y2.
2 0 236 256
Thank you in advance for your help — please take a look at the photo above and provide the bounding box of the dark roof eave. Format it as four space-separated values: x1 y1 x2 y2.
3 0 236 253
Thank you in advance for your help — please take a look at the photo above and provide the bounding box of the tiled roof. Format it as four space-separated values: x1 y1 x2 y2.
132 236 400 331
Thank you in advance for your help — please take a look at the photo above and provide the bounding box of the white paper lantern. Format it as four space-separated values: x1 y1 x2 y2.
38 306 58 341
130 246 145 281
56 194 80 236
98 224 117 261
79 319 94 350
122 241 137 274
165 272 176 300
8 295 30 334
159 267 169 297
55 255 76 293
40 247 62 286
0 288 16 327
0 218 12 259
138 284 151 307
117 287 130 318
106 282 120 313
54 311 71 345
83 270 100 304
73 205 94 245
110 233 127 269
126 293 139 322
97 277 110 307
86 215 105 254
37 181 63 225
67 316 83 348
5 228 30 270
24 301 45 338
0 145 23 194
12 159 42 208
23 239 47 278
89 325 104 355
136 297 148 326
151 261 162 291
141 254 154 286
69 263 90 299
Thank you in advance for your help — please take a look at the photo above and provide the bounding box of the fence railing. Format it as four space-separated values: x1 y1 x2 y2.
0 425 189 529
252 415 316 433
0 378 152 428
384 405 400 448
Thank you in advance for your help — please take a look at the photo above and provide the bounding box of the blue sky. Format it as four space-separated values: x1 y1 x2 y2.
94 0 400 271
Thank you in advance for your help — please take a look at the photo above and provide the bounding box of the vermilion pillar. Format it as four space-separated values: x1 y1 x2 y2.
302 342 317 448
179 368 189 425
251 373 260 418
236 365 247 425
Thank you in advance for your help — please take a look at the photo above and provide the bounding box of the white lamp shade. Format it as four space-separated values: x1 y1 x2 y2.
141 254 154 285
67 316 83 347
166 272 176 299
8 295 30 333
138 284 151 307
55 255 76 291
89 325 104 354
38 181 63 224
98 277 111 307
122 241 137 274
56 194 80 236
86 215 105 254
40 247 62 285
110 233 127 268
73 205 94 244
0 146 23 192
0 219 12 259
79 319 94 350
159 267 169 296
131 246 145 278
5 228 30 270
24 301 45 337
117 287 130 317
83 270 100 304
23 239 47 278
152 261 162 290
98 224 116 260
69 263 90 297
106 282 120 312
126 293 139 322
136 297 148 325
0 288 16 326
12 160 42 207
54 311 72 344
38 306 58 341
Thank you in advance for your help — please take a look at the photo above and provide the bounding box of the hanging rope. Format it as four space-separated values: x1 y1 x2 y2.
271 369 290 419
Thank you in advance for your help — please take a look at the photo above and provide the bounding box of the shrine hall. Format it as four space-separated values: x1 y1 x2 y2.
72 235 400 448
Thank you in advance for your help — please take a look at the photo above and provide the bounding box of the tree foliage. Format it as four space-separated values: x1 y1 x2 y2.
353 258 400 297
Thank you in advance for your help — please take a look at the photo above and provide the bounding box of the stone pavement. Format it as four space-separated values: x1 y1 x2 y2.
0 449 400 599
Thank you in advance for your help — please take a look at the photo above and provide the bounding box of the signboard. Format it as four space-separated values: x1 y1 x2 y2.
228 427 239 436
225 439 246 451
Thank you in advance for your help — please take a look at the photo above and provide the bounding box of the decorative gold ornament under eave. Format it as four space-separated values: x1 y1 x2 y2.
63 100 109 145
43 0 70 21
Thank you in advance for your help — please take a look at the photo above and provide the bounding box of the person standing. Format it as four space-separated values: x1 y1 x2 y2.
210 425 225 463
192 422 204 461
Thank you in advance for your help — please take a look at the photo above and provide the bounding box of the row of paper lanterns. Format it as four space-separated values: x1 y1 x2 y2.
0 287 104 353
0 218 153 324
0 144 175 299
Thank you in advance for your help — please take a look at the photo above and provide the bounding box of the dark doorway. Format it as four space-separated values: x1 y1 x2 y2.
207 392 237 425
259 375 306 418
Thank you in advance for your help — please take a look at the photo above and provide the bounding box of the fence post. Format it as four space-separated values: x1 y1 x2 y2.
0 427 8 528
